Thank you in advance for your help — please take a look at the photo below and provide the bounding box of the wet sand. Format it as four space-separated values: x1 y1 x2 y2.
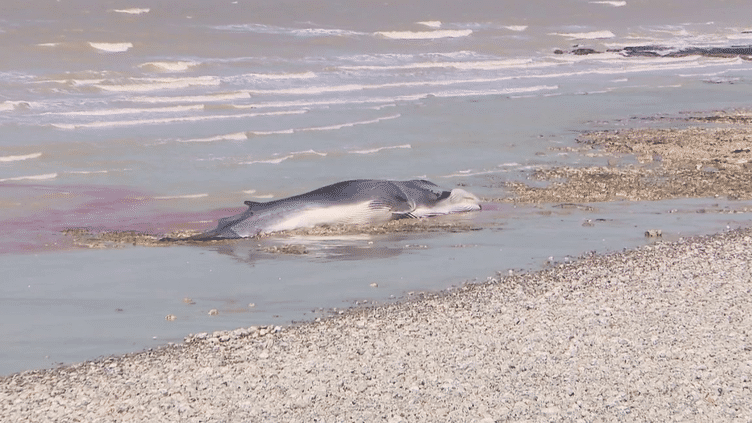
501 110 752 203
3 112 752 421
62 215 484 251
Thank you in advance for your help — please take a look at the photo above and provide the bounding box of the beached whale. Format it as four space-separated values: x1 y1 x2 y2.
197 179 481 239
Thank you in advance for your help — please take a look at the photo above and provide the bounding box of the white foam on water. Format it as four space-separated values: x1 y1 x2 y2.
154 193 209 200
648 26 691 37
726 32 752 41
0 152 42 162
339 58 538 71
241 87 555 114
179 132 248 143
51 109 307 130
548 51 626 63
215 23 364 37
0 102 17 112
515 56 742 82
132 92 251 103
113 8 150 14
138 61 199 72
246 75 552 96
36 43 60 47
66 170 110 174
291 28 363 37
88 42 133 53
432 85 559 98
0 173 57 182
375 29 473 40
95 76 220 92
47 105 203 117
242 150 326 165
302 114 400 132
243 155 294 165
247 129 296 136
230 71 317 81
678 69 733 78
440 169 509 178
589 1 626 6
233 94 426 110
551 30 615 39
416 21 442 28
205 115 401 139
66 79 107 86
348 144 411 154
291 149 327 156
504 26 528 32
242 189 256 194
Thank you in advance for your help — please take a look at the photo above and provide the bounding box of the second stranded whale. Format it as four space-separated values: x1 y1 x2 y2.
196 179 481 239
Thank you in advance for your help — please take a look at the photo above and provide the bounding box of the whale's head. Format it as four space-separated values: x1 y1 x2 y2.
411 188 481 218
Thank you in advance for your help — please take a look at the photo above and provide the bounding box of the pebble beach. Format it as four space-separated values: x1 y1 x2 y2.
3 225 751 421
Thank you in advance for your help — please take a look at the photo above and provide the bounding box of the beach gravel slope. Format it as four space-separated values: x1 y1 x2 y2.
2 229 752 421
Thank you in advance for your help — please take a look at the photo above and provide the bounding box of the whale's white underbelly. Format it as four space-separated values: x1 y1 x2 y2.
263 200 393 233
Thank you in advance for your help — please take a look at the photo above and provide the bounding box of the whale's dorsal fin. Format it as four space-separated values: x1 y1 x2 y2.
244 201 262 209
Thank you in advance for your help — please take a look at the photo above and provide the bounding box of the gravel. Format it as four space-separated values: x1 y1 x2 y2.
3 227 751 422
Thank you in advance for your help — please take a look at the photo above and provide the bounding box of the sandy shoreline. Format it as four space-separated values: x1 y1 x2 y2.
3 227 752 421
4 112 752 421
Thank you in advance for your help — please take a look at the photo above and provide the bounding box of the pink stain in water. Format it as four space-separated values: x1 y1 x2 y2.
0 183 243 255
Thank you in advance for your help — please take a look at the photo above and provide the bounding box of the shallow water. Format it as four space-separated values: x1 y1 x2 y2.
2 0 752 375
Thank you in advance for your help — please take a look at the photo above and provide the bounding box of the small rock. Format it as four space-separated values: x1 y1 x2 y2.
165 314 177 321
248 303 256 308
183 297 195 305
572 48 601 55
370 282 379 288
208 309 219 316
645 229 663 238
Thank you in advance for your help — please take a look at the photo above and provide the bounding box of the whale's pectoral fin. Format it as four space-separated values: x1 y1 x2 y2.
373 193 418 220
217 214 243 228
191 209 255 240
